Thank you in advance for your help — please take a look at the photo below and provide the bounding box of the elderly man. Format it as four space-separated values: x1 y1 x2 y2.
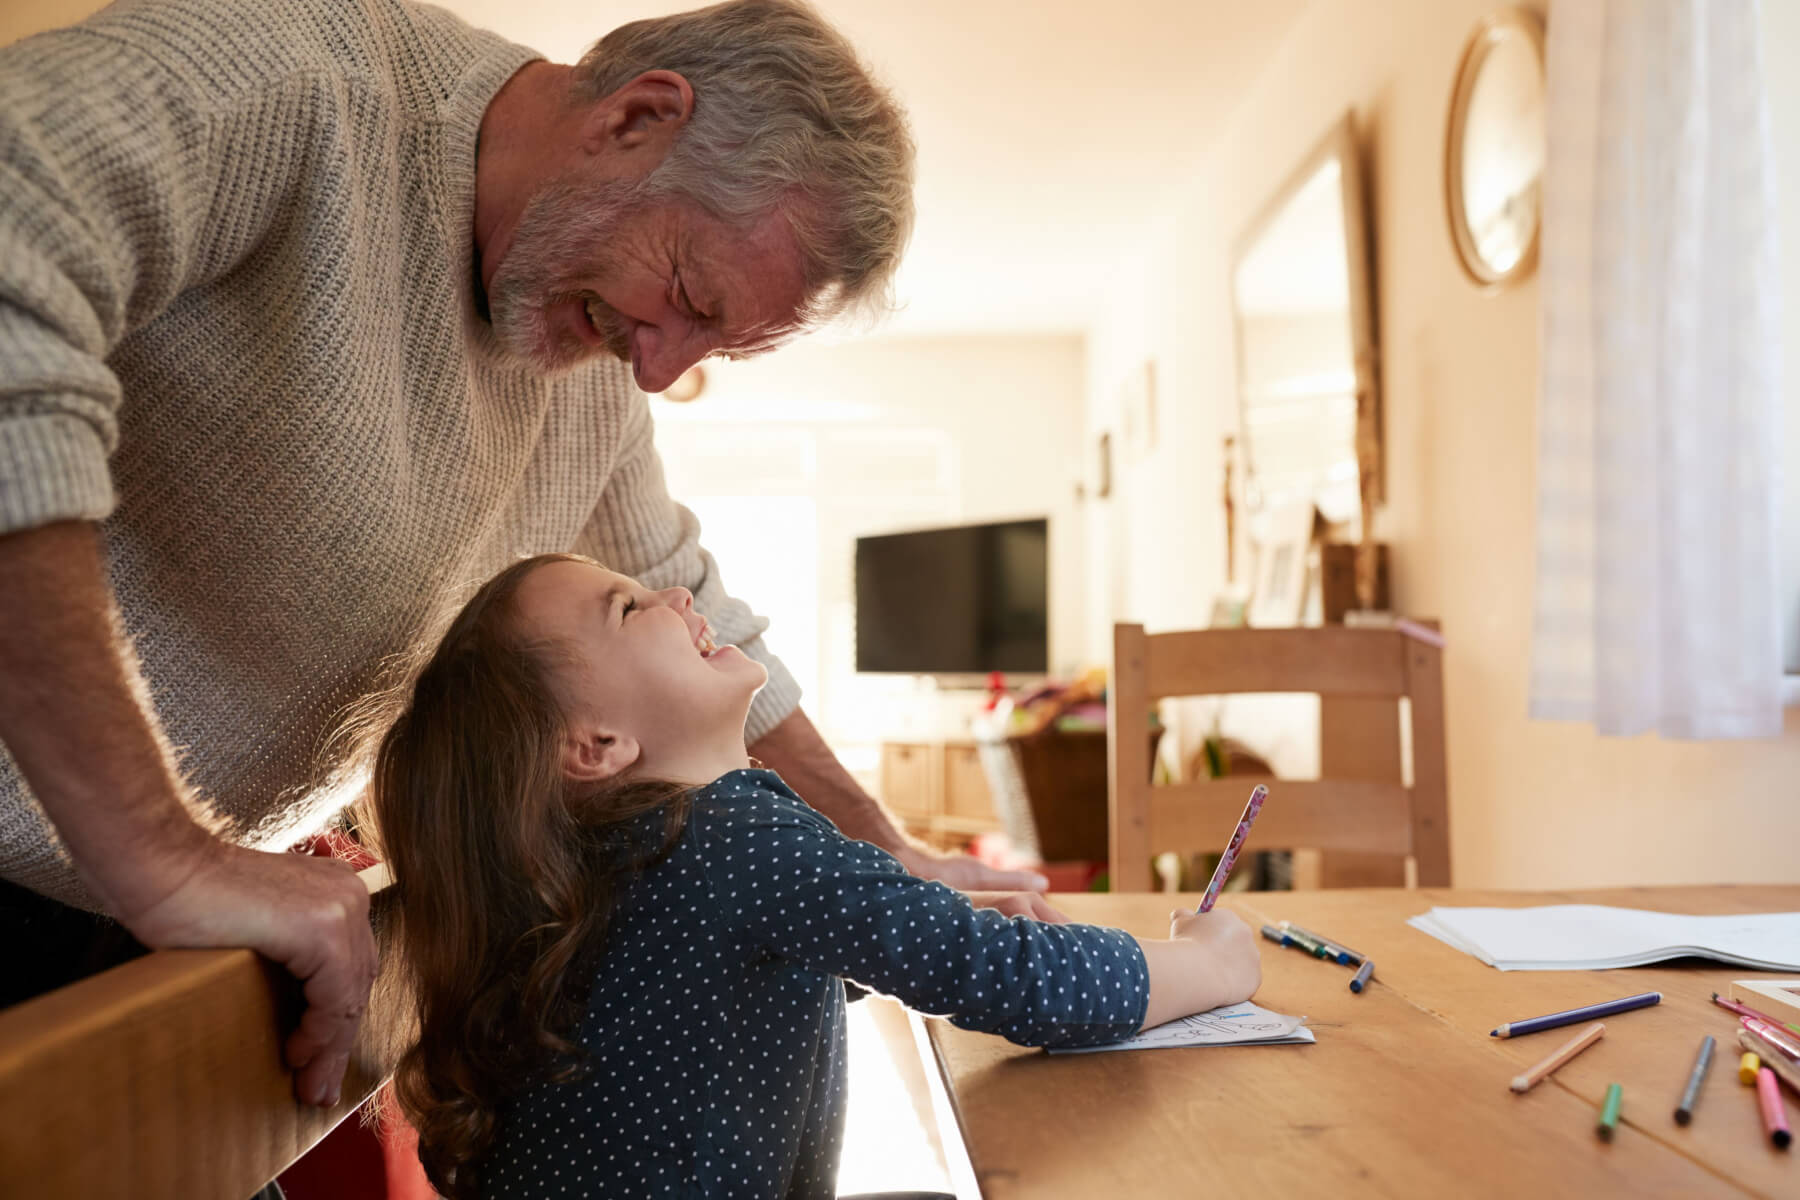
0 0 1052 1114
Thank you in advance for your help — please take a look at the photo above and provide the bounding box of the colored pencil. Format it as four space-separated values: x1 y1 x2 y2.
1490 991 1662 1039
1757 1067 1792 1149
1510 1021 1605 1093
1673 1035 1715 1125
1195 784 1267 914
1349 959 1376 993
1597 1082 1623 1141
1713 992 1800 1038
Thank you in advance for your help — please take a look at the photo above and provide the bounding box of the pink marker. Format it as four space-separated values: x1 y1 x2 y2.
1196 784 1269 914
1758 1067 1792 1149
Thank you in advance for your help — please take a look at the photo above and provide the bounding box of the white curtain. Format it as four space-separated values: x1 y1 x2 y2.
1531 0 1784 739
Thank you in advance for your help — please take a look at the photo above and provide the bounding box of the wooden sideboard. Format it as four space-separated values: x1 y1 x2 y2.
879 739 1003 850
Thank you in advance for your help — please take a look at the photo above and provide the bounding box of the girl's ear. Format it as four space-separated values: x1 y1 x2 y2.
562 726 640 784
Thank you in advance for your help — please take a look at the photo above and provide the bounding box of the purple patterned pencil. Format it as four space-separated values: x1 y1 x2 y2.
1196 784 1269 913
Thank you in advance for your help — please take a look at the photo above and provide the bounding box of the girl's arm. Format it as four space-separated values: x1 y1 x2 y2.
716 797 1256 1047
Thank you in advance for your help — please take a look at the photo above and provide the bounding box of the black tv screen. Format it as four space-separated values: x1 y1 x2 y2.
854 518 1048 675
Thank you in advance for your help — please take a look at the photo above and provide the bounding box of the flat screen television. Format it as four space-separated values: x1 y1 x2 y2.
854 517 1048 676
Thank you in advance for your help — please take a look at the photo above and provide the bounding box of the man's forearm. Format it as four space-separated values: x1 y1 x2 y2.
749 707 910 851
0 520 212 916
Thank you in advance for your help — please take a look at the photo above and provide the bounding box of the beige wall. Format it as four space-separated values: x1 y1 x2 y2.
2 0 108 44
1086 0 1800 890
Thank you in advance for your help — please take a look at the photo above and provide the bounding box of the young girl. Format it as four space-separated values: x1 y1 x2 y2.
359 552 1261 1199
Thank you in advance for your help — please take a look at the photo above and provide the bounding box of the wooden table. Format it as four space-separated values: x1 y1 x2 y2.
918 886 1799 1199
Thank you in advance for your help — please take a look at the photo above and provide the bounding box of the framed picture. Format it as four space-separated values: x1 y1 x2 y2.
1248 501 1318 627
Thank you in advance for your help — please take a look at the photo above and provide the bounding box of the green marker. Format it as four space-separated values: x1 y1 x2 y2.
1597 1083 1623 1141
1280 925 1333 958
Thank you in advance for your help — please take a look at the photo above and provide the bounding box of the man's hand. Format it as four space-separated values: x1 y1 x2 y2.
893 842 1050 895
122 838 377 1107
962 890 1071 923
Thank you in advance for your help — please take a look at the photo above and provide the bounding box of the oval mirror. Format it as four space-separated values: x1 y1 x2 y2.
1445 8 1546 286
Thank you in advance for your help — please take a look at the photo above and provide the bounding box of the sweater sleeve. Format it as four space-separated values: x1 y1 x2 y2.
713 787 1149 1048
570 395 803 744
0 24 223 534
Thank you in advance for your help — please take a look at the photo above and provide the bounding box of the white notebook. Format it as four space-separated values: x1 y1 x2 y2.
1047 1000 1314 1054
1409 905 1800 972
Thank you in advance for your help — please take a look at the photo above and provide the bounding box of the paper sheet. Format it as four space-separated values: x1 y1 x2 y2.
1047 1000 1314 1054
1408 905 1800 972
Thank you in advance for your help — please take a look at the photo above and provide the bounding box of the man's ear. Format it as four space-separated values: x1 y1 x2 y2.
562 725 640 785
581 69 695 162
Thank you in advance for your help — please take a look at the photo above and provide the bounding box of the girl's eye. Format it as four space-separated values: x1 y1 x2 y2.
622 599 637 618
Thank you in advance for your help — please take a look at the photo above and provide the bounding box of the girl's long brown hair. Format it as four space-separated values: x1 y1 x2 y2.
340 553 693 1199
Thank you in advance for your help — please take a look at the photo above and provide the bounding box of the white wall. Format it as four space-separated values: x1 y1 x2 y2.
652 334 1087 759
1084 0 1800 890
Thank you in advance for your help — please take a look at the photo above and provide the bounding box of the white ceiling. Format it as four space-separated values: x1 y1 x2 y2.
434 0 1312 336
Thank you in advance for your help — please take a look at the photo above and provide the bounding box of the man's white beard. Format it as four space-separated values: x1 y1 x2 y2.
487 175 641 375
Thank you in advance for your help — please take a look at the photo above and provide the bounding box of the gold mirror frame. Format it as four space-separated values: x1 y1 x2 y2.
1230 113 1382 508
1445 7 1547 288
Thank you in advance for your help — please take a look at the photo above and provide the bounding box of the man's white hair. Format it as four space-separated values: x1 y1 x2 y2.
571 0 916 327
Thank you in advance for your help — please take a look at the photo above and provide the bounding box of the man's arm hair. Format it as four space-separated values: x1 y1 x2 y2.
0 520 213 915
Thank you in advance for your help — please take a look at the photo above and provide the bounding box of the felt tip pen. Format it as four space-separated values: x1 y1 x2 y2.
1741 1031 1800 1097
1597 1082 1623 1141
1349 959 1376 993
1757 1067 1792 1149
1673 1035 1714 1125
1280 921 1365 966
1712 992 1800 1038
1743 1017 1800 1064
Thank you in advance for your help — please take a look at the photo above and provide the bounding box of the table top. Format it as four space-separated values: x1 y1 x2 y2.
923 885 1800 1200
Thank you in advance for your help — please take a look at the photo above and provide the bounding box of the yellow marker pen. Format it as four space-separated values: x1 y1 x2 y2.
1741 1050 1762 1085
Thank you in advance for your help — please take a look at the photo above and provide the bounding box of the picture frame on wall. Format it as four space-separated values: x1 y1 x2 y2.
1248 500 1319 627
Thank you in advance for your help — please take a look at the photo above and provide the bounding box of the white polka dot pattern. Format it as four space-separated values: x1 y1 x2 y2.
478 768 1149 1197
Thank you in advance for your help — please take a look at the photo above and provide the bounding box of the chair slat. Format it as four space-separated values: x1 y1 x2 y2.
1149 779 1415 858
1143 627 1409 699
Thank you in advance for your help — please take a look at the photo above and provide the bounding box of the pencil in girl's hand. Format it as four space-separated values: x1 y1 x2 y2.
1194 784 1267 914
1509 1021 1604 1093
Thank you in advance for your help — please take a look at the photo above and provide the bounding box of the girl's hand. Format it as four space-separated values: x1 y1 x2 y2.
1167 907 1262 1010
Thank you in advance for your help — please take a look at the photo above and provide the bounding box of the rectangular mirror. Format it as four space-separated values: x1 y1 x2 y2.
1230 113 1381 540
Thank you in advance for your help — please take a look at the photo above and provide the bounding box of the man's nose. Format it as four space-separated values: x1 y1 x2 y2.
632 325 706 395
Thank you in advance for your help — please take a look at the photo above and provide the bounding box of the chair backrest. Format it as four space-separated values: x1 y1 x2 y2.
0 863 395 1199
1106 623 1449 892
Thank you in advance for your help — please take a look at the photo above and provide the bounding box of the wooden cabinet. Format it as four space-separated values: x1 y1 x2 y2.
880 739 1001 849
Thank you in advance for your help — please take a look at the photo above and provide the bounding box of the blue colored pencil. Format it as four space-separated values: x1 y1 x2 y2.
1490 991 1662 1038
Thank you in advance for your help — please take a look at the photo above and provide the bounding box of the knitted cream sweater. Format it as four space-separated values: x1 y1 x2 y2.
0 0 801 910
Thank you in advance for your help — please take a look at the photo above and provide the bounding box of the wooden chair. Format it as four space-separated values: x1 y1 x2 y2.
0 864 394 1199
1107 623 1449 893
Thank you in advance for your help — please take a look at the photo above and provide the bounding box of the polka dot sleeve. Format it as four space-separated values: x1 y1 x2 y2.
702 770 1150 1049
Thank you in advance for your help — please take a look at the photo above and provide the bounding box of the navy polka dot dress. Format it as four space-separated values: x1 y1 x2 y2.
478 768 1149 1198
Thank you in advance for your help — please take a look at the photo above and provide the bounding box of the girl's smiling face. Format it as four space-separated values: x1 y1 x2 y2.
509 559 766 785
